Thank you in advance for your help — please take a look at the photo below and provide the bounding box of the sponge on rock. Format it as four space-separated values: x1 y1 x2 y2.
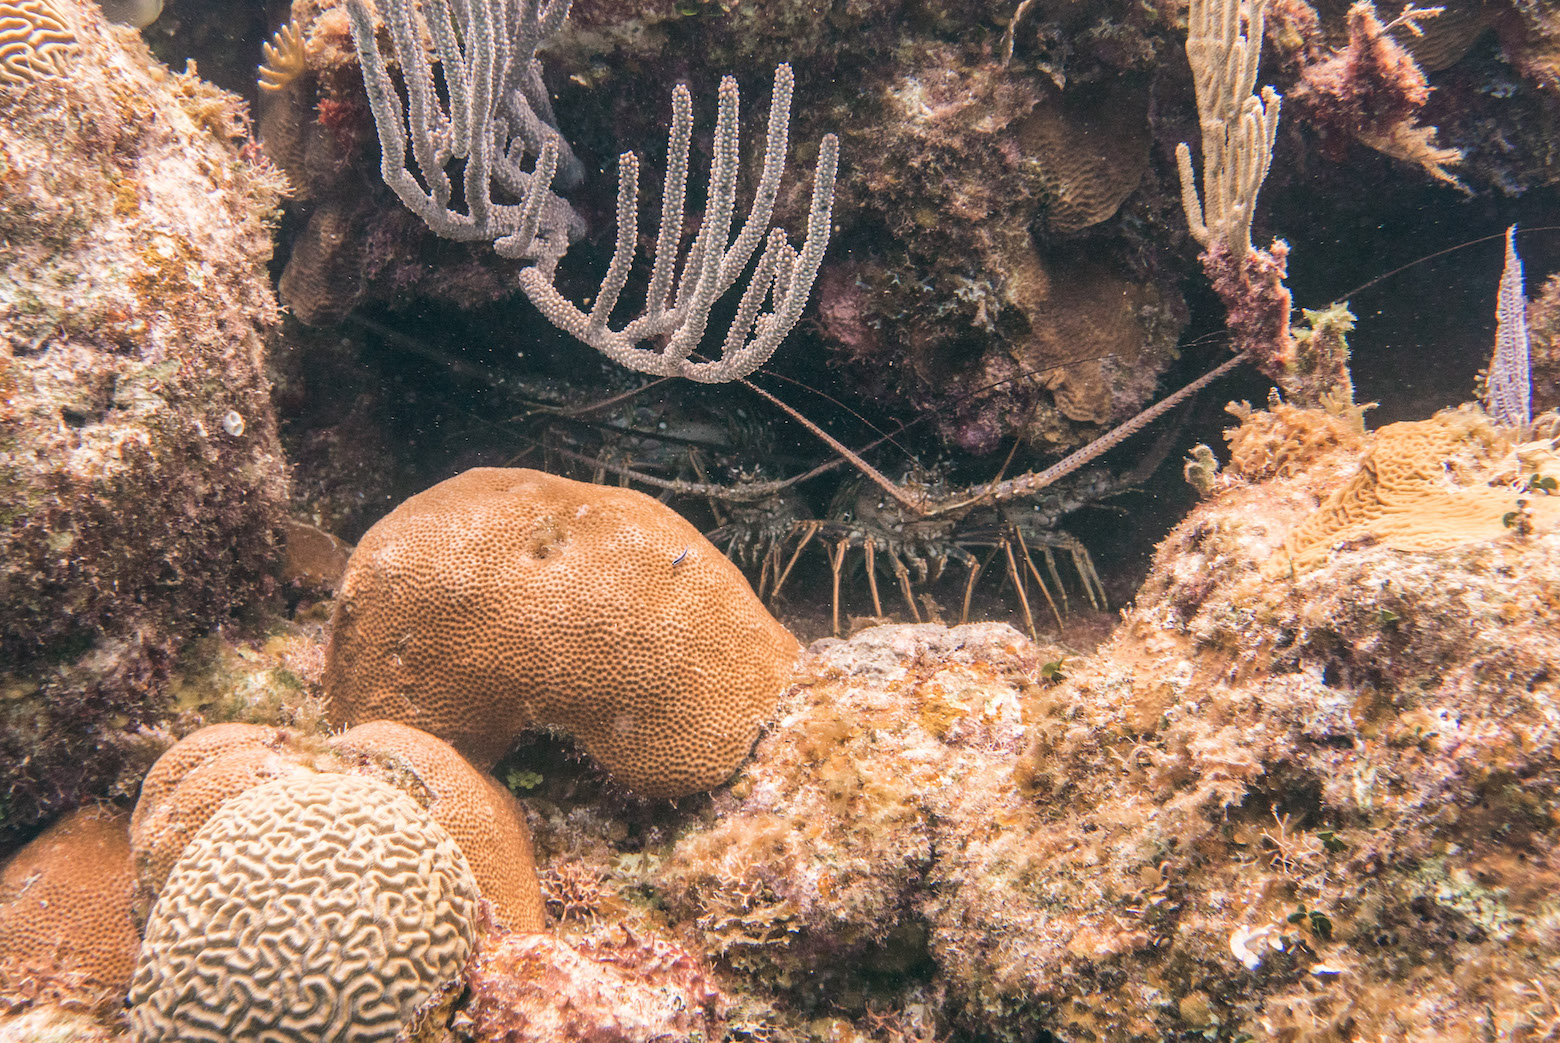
322 468 801 797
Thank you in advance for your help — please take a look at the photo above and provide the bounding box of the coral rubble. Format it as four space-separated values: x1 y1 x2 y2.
0 0 289 830
459 927 723 1043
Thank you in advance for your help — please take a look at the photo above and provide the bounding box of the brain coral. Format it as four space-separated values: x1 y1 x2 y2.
129 721 544 934
323 468 801 797
128 773 480 1043
0 0 77 87
127 723 315 917
0 805 139 1011
329 720 544 931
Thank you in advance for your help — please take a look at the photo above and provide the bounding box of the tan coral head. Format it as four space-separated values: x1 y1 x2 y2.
323 468 802 798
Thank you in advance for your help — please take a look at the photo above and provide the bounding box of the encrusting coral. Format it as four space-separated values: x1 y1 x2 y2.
128 773 481 1043
323 467 801 796
956 398 1560 1041
0 0 290 830
1525 272 1560 416
0 806 139 1015
823 46 1185 454
1269 407 1560 576
654 623 1062 1024
536 399 1560 1042
458 926 724 1043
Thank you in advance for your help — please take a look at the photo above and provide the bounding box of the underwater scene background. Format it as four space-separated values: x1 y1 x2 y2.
2 0 1560 1037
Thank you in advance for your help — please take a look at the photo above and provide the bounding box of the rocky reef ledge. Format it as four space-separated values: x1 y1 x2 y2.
3 399 1558 1041
544 399 1560 1042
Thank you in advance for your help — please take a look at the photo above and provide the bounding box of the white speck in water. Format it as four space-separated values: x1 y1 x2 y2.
221 410 245 437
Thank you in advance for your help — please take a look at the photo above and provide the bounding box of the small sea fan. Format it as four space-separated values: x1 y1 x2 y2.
1486 225 1531 431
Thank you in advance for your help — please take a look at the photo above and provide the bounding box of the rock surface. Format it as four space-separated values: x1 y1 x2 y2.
0 0 290 830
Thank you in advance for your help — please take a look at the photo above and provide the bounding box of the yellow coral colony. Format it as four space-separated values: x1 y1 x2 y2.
1266 409 1560 577
0 0 78 87
257 20 307 93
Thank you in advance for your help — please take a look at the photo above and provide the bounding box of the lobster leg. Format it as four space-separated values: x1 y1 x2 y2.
770 521 819 601
961 546 999 624
1002 540 1040 642
831 537 850 636
1040 543 1068 617
864 538 884 618
889 550 922 623
756 543 774 601
1072 545 1108 611
1013 527 1064 631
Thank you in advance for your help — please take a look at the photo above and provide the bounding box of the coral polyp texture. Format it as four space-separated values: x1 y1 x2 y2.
0 0 289 830
127 773 480 1043
0 805 139 1013
323 468 801 796
128 721 544 935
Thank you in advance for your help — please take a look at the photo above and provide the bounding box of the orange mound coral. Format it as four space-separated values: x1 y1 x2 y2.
128 721 543 933
323 468 801 797
0 805 139 1012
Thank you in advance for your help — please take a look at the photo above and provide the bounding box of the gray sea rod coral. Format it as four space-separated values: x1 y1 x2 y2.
128 773 481 1043
348 0 837 382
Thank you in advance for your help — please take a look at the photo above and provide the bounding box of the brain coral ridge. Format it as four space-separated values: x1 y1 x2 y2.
323 467 801 797
0 0 77 87
128 773 480 1043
